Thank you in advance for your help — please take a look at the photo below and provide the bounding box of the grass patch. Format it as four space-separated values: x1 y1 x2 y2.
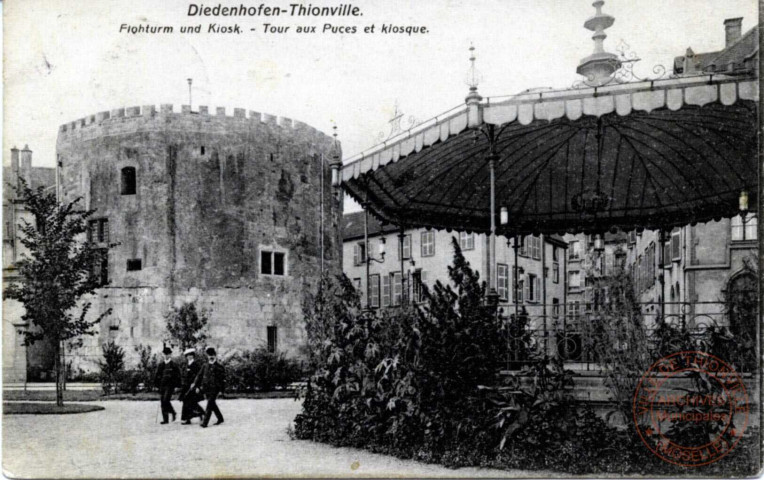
4 403 105 415
3 390 103 402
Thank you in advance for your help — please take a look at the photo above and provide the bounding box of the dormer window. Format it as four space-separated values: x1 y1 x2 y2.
121 167 136 195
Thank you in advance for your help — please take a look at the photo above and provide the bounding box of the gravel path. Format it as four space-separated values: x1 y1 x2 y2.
3 398 527 478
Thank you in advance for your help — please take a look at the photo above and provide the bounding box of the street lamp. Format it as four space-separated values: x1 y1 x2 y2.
330 125 342 188
739 190 749 216
500 206 509 226
594 234 604 251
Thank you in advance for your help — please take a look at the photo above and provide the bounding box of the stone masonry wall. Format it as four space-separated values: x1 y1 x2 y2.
56 105 342 371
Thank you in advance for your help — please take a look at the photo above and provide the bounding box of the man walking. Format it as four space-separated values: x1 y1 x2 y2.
155 346 181 424
179 348 205 424
193 347 226 428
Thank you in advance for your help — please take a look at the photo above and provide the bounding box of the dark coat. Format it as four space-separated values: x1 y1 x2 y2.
154 360 181 390
194 361 226 394
181 360 202 400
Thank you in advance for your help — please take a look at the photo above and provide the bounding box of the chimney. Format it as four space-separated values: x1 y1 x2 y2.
19 145 32 189
10 146 19 180
724 18 743 47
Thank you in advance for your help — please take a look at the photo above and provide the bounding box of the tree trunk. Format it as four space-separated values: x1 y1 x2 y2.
54 339 63 407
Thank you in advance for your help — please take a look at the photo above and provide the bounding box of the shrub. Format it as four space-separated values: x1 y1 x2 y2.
225 348 303 392
294 240 760 476
97 341 125 395
133 344 159 392
296 239 507 458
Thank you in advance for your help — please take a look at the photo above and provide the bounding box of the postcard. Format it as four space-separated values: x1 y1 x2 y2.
3 0 761 477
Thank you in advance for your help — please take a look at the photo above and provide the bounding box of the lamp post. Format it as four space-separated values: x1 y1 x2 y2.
362 208 386 310
485 151 500 309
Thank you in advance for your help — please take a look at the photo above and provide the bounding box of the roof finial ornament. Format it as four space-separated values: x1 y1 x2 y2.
376 101 418 142
577 0 622 85
465 43 483 105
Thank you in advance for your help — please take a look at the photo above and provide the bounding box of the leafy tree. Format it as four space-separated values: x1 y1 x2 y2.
165 301 209 350
5 180 113 406
98 340 125 395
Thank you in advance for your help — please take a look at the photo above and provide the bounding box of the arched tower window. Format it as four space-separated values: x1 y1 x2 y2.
121 167 136 195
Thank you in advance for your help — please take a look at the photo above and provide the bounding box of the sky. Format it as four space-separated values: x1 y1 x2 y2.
3 0 758 211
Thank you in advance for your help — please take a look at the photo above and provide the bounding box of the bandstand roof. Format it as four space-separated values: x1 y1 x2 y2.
341 74 759 236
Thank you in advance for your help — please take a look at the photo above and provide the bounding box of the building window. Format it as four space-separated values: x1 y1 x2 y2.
569 240 580 260
121 167 137 195
518 236 527 257
126 259 142 271
421 231 435 257
568 270 581 289
382 275 391 307
671 229 681 261
260 250 286 276
200 146 206 155
552 247 560 283
391 273 402 306
585 286 594 312
526 274 539 302
353 242 366 266
369 274 380 308
615 252 626 272
412 270 428 303
517 277 524 303
731 214 758 241
552 298 560 318
91 249 109 287
399 234 411 260
459 232 475 250
267 326 278 353
662 240 670 268
570 301 581 318
628 231 637 245
87 218 109 244
497 263 509 301
528 236 541 260
353 278 362 302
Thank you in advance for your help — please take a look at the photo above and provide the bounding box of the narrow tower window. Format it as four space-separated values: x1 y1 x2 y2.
121 167 136 195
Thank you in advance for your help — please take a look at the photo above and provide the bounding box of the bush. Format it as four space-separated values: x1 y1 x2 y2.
133 344 159 392
293 239 760 476
117 370 146 394
97 341 125 395
67 370 101 383
295 239 507 459
225 348 303 392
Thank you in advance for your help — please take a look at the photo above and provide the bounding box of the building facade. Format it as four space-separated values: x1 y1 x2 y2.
3 146 57 382
342 212 567 335
55 105 341 372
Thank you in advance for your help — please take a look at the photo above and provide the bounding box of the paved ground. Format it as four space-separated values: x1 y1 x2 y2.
3 399 524 478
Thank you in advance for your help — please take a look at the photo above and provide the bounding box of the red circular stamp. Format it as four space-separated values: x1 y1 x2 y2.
632 351 749 467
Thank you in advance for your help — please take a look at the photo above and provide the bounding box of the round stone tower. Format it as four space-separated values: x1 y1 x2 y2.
56 104 342 369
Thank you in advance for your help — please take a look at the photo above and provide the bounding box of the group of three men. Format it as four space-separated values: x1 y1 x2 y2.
154 346 226 428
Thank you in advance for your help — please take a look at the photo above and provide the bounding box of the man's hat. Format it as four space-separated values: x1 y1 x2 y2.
162 346 172 355
183 348 196 356
205 347 216 356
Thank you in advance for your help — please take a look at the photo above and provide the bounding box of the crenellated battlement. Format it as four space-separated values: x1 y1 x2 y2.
58 104 332 142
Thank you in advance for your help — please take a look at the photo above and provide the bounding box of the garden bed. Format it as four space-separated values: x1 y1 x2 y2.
3 402 105 415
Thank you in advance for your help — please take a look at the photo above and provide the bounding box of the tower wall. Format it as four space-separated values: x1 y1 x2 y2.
56 105 342 370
